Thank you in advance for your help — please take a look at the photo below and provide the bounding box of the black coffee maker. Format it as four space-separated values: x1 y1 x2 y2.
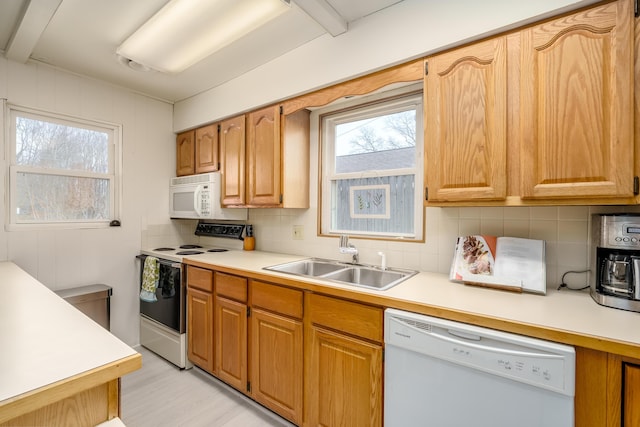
590 214 640 312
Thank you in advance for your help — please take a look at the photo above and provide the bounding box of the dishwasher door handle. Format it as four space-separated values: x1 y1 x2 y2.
427 326 560 360
446 329 481 341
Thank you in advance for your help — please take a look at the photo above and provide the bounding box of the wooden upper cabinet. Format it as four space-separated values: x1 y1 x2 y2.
220 115 246 206
519 0 634 200
176 130 195 176
247 105 281 206
195 124 219 174
176 124 219 176
218 107 309 208
424 36 508 202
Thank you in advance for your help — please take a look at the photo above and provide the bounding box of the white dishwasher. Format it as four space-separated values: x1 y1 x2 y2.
384 308 575 427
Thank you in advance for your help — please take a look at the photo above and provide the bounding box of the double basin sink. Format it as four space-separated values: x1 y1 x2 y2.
264 258 417 291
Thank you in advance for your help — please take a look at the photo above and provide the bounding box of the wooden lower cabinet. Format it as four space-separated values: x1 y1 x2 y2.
624 363 640 426
187 288 214 373
575 347 640 427
215 295 248 393
187 266 215 373
214 272 248 392
251 308 303 424
186 268 386 426
250 280 304 424
306 325 383 427
305 293 384 427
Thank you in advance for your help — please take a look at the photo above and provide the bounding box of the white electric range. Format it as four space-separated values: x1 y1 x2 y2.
137 222 246 368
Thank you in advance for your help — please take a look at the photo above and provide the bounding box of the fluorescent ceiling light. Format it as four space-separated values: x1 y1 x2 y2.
117 0 290 74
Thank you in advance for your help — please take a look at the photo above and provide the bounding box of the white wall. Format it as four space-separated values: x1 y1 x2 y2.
0 58 175 346
173 0 598 131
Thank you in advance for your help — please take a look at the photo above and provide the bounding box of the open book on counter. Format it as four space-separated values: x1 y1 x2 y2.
449 235 546 295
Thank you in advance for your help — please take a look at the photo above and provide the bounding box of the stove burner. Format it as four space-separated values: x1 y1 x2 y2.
153 247 175 251
180 244 202 249
207 248 228 253
176 250 204 255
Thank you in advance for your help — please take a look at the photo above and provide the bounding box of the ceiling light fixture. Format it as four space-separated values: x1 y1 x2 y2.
116 55 153 72
116 0 291 74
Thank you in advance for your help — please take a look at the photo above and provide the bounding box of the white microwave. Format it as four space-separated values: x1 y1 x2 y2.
169 172 247 220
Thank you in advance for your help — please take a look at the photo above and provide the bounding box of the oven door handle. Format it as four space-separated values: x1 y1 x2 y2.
136 254 182 269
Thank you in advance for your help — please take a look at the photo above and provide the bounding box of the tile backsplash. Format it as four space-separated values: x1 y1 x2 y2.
148 205 640 292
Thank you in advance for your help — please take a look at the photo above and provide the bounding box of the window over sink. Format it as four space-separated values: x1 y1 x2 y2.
319 86 423 241
6 103 121 228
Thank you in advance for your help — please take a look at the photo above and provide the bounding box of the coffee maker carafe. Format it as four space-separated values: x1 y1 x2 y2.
591 214 640 312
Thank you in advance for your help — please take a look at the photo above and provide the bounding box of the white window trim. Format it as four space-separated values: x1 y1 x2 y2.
318 86 424 241
4 101 123 230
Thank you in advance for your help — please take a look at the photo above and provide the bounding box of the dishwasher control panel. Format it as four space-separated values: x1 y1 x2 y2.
385 309 575 396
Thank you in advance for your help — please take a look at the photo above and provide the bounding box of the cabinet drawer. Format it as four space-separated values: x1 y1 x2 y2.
307 293 383 343
215 272 247 303
250 280 303 319
187 266 213 293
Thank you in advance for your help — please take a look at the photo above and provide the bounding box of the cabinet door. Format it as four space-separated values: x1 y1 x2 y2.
176 130 195 176
215 296 247 392
625 363 640 426
424 36 507 202
250 309 303 425
247 105 281 206
220 115 246 206
187 288 213 373
519 0 634 199
306 326 383 427
195 124 219 174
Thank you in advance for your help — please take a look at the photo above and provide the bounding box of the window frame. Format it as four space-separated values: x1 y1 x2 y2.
318 87 424 241
5 102 123 230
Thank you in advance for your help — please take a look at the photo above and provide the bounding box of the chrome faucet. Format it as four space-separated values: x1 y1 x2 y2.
378 251 387 271
339 235 359 264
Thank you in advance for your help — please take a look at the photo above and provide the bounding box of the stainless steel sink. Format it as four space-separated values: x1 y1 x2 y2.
264 258 348 277
322 266 412 290
264 258 417 291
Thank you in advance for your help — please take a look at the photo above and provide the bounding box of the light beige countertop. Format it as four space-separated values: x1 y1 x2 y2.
183 250 640 358
0 262 141 422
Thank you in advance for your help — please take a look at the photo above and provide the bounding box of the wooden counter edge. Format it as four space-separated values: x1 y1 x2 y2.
0 352 141 424
183 258 640 359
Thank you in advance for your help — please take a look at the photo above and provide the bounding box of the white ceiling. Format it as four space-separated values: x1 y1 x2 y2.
0 0 403 102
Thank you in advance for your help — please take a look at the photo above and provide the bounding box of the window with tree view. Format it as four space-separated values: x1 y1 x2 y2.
8 106 120 226
320 92 423 239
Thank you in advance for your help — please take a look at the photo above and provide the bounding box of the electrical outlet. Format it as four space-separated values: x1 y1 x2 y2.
292 225 304 240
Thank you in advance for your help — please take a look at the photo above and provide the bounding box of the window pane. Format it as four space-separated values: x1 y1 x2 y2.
331 175 415 235
15 172 110 221
15 116 109 173
335 110 415 173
